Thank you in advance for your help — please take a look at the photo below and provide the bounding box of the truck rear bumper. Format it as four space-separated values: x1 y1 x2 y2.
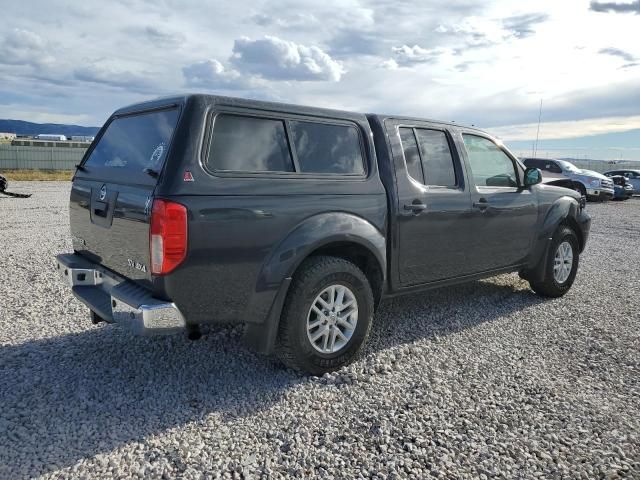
55 253 185 335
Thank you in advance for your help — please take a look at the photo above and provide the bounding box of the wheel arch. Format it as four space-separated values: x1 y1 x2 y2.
303 240 385 310
521 196 581 282
559 216 585 252
244 212 386 354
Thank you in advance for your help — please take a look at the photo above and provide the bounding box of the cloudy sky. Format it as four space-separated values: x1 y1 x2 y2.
1 0 639 159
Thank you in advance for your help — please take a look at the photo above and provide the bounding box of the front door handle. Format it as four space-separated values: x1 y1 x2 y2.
473 198 489 211
404 202 427 213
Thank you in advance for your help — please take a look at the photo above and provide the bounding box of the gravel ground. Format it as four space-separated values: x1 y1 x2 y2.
1 181 638 479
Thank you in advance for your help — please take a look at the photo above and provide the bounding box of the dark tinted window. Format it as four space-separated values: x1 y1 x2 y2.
290 121 364 174
81 108 179 185
415 129 456 187
463 134 518 188
544 161 562 173
398 127 424 183
523 158 542 168
208 114 294 172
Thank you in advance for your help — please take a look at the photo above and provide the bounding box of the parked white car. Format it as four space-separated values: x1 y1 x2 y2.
522 158 614 201
604 169 640 195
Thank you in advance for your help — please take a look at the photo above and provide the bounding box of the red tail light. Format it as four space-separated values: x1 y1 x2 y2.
150 199 187 275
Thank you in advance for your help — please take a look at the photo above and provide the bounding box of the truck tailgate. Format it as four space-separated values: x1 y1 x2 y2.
69 105 181 285
69 179 153 284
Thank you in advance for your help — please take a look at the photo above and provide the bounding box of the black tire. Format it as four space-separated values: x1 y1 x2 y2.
529 226 580 298
573 183 586 197
276 256 374 375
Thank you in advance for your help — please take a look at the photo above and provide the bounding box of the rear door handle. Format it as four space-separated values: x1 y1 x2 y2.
473 198 489 211
404 202 427 213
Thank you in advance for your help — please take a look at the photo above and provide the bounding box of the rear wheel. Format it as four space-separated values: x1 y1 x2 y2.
529 226 579 297
276 256 374 375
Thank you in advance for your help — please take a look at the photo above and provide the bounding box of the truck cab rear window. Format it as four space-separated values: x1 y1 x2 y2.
81 108 179 185
208 115 294 172
290 121 364 175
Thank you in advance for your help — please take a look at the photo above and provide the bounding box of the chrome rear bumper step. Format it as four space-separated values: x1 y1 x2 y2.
55 253 186 335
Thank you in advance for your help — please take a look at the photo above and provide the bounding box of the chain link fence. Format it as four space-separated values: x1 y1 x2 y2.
0 145 87 170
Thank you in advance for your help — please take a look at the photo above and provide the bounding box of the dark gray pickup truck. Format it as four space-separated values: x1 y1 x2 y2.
56 94 591 374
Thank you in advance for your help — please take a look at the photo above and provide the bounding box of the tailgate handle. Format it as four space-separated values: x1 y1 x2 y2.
93 201 108 217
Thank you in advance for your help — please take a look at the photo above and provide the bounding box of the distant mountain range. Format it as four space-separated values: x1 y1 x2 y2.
0 119 100 137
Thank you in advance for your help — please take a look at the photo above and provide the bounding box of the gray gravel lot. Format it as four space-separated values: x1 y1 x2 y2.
1 181 638 479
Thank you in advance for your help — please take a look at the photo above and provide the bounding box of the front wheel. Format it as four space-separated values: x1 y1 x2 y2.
529 226 579 297
276 256 374 375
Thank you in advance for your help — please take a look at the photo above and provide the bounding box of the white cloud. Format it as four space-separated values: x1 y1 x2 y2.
0 0 639 158
74 62 156 93
390 45 449 66
182 59 244 89
144 26 185 46
230 36 345 81
489 115 640 141
436 16 513 47
0 28 55 67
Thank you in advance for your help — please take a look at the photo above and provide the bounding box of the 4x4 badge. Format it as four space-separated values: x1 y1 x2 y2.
99 184 107 201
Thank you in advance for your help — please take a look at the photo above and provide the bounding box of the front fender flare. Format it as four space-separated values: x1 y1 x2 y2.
523 196 580 282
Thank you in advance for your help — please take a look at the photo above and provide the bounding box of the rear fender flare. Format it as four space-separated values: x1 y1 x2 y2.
243 213 386 354
260 212 385 294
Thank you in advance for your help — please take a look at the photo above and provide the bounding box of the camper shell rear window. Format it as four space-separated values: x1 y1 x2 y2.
205 112 366 177
79 107 180 185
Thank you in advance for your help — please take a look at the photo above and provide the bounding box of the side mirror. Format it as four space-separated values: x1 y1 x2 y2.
524 167 542 187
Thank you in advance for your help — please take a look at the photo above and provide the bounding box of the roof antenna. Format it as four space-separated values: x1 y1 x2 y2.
533 99 542 158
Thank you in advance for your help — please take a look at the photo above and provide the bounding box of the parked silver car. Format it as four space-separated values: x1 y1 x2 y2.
603 169 640 195
522 158 614 201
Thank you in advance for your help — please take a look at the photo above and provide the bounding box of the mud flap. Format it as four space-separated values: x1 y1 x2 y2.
244 277 292 355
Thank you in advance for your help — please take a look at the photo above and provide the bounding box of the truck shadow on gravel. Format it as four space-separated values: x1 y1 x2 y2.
0 276 545 477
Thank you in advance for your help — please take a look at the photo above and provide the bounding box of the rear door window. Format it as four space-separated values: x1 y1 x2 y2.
398 127 424 183
289 121 364 174
414 129 457 187
81 107 179 185
546 162 562 173
208 114 294 172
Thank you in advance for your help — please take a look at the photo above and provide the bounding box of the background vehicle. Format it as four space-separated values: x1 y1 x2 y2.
522 157 614 201
609 175 634 200
56 95 591 374
604 169 640 195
